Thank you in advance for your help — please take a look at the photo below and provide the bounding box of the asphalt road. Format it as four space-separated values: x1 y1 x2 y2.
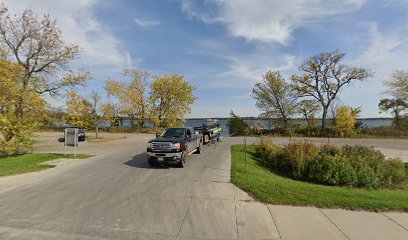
0 133 407 239
0 134 242 239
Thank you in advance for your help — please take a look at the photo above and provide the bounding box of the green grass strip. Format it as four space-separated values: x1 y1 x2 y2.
231 145 408 212
0 153 93 176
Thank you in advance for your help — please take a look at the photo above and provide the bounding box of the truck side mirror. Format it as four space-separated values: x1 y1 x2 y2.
155 133 160 138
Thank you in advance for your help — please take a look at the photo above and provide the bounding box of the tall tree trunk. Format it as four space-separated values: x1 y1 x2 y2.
283 116 288 130
321 108 328 130
139 104 145 128
394 110 400 129
16 75 30 120
95 125 99 139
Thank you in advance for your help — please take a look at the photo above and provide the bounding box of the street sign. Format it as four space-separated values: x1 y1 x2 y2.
65 128 78 147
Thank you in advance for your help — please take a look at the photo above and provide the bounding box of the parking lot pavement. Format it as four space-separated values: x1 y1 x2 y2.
0 134 407 239
33 132 154 155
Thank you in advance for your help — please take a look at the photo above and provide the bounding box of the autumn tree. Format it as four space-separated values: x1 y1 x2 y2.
378 99 407 129
333 105 361 136
384 70 408 101
100 102 121 128
0 59 46 155
89 91 104 138
105 68 150 128
149 74 197 128
252 70 297 129
0 4 90 154
65 91 93 129
297 99 320 127
40 107 66 129
380 70 408 129
0 4 90 119
291 50 372 130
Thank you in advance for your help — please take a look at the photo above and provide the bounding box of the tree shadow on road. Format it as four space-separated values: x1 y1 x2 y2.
123 153 169 169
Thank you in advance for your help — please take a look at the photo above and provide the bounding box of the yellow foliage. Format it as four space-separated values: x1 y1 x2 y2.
149 74 197 128
333 105 360 136
100 103 121 127
105 68 149 128
65 91 93 129
0 59 46 155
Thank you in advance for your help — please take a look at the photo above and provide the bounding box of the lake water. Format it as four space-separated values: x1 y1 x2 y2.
111 118 392 136
183 118 393 136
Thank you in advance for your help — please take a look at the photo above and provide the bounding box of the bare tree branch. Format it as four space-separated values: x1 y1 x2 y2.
291 50 373 129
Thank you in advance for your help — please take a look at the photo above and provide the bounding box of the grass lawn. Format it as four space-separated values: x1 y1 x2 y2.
231 145 408 212
0 153 93 177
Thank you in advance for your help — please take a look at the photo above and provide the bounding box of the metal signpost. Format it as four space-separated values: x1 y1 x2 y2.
244 136 247 172
64 128 79 158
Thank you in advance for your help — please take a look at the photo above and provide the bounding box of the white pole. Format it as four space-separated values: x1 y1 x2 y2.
74 128 78 159
64 128 67 156
244 137 247 172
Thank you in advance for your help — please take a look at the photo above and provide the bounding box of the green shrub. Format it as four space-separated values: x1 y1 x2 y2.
381 160 406 186
306 154 358 186
254 138 283 170
341 145 384 161
353 160 379 187
333 156 358 185
228 111 250 136
320 144 340 156
283 141 319 179
306 154 338 184
254 141 406 188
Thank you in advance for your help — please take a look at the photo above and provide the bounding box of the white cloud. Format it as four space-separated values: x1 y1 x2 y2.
134 17 160 28
216 53 296 89
180 0 220 23
332 21 408 117
355 22 408 74
3 0 133 68
181 0 365 45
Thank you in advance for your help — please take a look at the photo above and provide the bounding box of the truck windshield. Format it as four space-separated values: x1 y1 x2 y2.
160 128 185 138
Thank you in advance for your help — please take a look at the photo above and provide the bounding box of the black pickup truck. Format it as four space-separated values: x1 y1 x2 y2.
146 127 202 168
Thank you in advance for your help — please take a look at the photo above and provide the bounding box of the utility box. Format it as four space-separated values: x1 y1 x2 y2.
65 127 78 147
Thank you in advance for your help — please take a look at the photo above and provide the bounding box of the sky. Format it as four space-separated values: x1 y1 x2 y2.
3 0 408 118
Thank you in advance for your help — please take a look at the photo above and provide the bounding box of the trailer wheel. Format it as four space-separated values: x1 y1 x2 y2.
204 134 209 144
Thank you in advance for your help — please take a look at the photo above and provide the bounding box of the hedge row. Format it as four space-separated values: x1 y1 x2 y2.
254 140 406 188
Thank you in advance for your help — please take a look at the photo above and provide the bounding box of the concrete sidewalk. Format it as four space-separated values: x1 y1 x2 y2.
231 186 408 240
